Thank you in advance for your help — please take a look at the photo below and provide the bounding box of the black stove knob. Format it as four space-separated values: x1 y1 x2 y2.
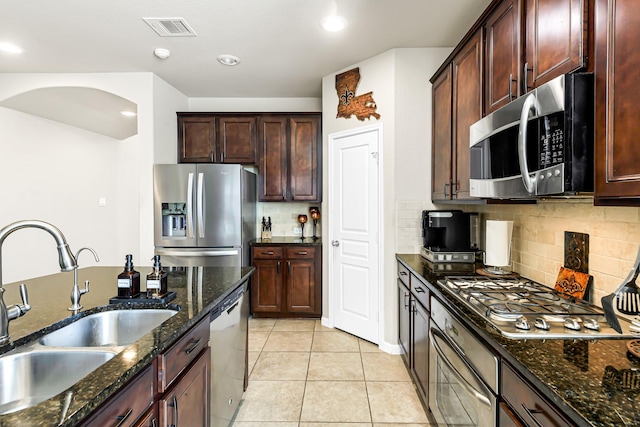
534 317 550 331
564 318 581 331
583 318 600 331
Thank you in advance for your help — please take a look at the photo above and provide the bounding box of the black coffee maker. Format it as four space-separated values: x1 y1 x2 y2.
422 210 479 252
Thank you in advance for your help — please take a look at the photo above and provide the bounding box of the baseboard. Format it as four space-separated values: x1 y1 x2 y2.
378 341 402 355
321 316 333 329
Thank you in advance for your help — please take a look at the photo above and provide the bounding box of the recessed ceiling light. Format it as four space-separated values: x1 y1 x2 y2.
321 15 348 32
217 54 240 66
154 48 171 59
0 42 23 54
120 111 137 117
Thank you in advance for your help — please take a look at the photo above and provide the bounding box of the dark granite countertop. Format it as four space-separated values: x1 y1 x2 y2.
250 236 322 246
0 265 254 427
397 253 640 427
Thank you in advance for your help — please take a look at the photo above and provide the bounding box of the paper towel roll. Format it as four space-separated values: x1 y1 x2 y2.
485 220 513 267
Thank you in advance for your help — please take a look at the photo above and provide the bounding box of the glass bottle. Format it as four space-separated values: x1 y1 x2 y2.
117 254 140 298
146 255 168 298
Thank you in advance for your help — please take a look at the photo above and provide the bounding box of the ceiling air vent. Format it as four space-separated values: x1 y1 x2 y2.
143 18 197 37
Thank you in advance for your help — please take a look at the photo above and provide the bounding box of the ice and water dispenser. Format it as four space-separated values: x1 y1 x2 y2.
161 203 187 237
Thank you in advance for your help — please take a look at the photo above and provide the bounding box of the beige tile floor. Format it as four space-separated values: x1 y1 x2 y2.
233 318 433 427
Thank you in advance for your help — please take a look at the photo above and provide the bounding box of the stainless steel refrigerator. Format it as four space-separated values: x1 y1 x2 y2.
153 163 256 267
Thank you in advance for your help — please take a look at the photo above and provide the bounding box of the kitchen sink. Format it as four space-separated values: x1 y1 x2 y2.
0 349 117 415
39 308 178 348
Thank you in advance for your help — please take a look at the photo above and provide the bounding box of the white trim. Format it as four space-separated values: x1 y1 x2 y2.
378 341 402 355
327 122 384 346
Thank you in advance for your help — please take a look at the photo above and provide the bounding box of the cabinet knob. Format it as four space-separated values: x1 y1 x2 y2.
331 240 340 247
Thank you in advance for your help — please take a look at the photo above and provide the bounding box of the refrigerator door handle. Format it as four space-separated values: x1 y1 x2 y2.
197 172 205 238
186 173 195 238
156 249 240 257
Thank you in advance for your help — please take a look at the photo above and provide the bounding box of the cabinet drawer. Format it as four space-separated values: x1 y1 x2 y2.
502 362 574 427
253 246 283 259
157 316 209 393
397 262 410 286
411 275 430 309
285 246 316 259
81 365 154 427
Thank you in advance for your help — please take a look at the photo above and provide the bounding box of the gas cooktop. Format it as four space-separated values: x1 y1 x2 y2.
439 276 637 340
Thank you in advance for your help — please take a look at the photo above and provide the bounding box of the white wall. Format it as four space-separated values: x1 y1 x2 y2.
0 73 187 284
188 97 321 112
321 48 449 349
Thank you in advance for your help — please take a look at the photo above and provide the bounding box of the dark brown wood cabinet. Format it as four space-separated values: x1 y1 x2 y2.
159 347 210 427
258 114 322 202
431 29 482 202
484 0 522 113
251 244 321 317
178 115 216 163
502 361 575 427
594 0 640 203
178 113 256 164
217 116 257 164
524 0 588 91
79 365 155 427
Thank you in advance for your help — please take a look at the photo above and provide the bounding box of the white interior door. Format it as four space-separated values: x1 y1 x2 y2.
329 124 381 344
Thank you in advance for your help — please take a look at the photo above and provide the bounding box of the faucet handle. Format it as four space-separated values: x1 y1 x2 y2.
6 284 30 321
81 280 90 295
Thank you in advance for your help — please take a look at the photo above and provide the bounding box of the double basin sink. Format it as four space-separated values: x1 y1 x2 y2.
0 308 178 415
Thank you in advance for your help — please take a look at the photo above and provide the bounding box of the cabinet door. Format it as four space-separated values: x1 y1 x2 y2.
217 116 257 164
431 65 453 201
398 281 411 366
594 0 640 201
452 29 483 200
251 259 283 313
178 115 216 163
134 406 158 427
485 0 521 113
499 401 526 427
524 0 587 91
289 116 321 202
412 300 429 400
258 117 288 201
159 347 210 427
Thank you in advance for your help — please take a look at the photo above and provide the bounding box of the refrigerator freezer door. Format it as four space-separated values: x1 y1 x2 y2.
197 164 243 247
154 164 197 248
156 247 242 267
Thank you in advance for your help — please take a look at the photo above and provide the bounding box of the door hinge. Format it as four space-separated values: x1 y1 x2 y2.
371 152 379 165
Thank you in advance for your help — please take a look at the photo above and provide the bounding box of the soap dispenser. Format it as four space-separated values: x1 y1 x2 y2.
117 254 140 298
146 255 168 298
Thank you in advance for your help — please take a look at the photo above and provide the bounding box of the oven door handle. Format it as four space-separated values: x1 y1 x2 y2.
430 327 492 407
518 92 539 195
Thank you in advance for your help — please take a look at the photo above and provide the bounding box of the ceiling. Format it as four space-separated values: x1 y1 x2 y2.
2 0 491 98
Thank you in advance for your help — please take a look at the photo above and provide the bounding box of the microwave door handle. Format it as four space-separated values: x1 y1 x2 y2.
430 328 492 407
186 172 195 238
518 93 538 194
197 172 205 238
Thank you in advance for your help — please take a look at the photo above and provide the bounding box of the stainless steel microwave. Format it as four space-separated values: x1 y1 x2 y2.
469 73 594 199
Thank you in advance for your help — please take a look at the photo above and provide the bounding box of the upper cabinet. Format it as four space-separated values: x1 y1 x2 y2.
178 113 256 164
524 0 588 91
431 30 483 202
594 0 640 203
258 114 322 203
484 0 522 114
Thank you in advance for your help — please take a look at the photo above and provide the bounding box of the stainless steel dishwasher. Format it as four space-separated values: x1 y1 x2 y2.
209 280 249 427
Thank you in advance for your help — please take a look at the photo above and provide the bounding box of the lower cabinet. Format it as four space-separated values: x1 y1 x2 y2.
502 361 575 427
81 316 211 427
412 298 429 399
79 364 155 427
251 245 321 317
159 347 210 427
398 279 411 364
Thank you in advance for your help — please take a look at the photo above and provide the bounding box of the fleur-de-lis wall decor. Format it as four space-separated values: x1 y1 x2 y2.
335 67 380 121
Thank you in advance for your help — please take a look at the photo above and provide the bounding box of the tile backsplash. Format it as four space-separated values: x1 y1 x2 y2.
257 202 322 238
396 199 640 306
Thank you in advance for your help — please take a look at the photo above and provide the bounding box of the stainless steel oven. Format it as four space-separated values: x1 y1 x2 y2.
429 297 498 426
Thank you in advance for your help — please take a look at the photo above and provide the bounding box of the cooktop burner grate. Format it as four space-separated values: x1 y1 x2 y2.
440 276 636 339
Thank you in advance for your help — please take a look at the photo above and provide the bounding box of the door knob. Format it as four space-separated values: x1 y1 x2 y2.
332 240 340 247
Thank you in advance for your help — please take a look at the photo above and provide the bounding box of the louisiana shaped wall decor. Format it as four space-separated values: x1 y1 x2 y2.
335 67 380 121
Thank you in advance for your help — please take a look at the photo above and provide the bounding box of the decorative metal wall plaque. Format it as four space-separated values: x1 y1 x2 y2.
335 67 380 121
564 231 589 273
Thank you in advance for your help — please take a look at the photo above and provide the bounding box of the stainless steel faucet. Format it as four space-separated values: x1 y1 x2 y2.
68 247 99 313
0 220 77 345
